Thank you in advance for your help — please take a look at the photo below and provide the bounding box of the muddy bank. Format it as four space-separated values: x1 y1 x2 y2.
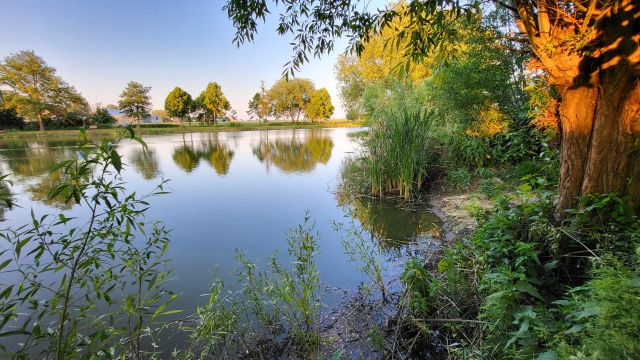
318 191 492 359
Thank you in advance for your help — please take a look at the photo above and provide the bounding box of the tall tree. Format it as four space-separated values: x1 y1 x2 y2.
118 81 151 127
268 78 314 122
89 106 116 126
305 88 334 122
197 82 230 125
0 50 88 131
164 86 193 125
247 81 272 122
248 92 262 120
224 0 640 212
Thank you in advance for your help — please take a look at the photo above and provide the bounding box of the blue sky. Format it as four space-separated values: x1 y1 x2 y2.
0 0 381 119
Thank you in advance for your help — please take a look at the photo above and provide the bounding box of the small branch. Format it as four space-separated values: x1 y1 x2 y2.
412 318 488 324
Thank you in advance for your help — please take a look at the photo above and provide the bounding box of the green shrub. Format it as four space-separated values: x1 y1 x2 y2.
446 168 472 191
417 190 640 358
445 134 489 168
0 128 176 358
478 178 499 197
183 215 323 359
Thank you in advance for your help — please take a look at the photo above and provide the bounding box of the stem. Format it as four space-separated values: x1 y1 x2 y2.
55 160 110 360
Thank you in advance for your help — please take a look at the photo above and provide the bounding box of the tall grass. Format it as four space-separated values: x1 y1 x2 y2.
365 107 435 199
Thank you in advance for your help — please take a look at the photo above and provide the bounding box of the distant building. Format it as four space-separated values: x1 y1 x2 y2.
106 109 162 125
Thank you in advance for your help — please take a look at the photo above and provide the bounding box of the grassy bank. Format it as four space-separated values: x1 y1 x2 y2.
0 120 363 140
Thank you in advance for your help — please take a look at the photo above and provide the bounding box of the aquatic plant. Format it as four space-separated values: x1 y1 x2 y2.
365 106 436 200
183 214 323 359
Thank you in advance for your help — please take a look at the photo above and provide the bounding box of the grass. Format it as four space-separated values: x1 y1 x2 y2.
366 108 436 200
0 120 363 140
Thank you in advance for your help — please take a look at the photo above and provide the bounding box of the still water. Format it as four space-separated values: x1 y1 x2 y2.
0 128 440 320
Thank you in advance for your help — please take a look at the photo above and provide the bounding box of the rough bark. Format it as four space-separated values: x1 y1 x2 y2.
530 0 640 212
556 74 640 211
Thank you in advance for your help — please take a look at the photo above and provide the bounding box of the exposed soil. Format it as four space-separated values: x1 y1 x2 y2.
317 191 492 359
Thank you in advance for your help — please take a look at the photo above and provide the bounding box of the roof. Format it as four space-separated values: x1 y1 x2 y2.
106 108 125 117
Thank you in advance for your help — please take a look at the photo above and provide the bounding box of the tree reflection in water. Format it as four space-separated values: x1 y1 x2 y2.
252 130 334 173
129 147 161 180
349 197 441 249
171 133 234 175
0 140 79 209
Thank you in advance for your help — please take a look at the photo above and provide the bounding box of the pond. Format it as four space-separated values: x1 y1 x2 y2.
0 128 441 350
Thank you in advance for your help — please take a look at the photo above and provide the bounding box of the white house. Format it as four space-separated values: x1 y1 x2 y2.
106 109 162 125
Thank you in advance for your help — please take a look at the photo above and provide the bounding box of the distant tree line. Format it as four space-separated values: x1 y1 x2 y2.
164 82 233 126
1 50 336 131
247 78 334 122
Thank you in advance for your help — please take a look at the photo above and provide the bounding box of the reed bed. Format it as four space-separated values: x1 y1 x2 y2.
365 107 436 200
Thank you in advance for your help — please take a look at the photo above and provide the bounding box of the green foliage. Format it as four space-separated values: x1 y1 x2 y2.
366 106 435 199
164 86 193 120
267 78 314 122
0 127 177 358
89 106 116 126
445 134 490 168
195 82 230 125
0 50 89 130
553 261 640 359
401 257 438 314
421 189 640 358
304 88 334 121
247 81 271 121
118 81 152 124
366 326 385 351
337 218 388 300
183 214 323 359
446 168 472 191
0 107 25 130
354 82 438 199
224 0 474 76
478 178 500 198
425 25 527 129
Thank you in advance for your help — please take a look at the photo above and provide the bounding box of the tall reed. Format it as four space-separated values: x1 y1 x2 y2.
365 107 435 199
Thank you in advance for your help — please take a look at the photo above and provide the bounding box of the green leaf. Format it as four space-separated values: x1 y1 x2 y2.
536 351 557 360
514 280 543 301
0 259 11 271
110 150 122 173
564 324 584 334
0 329 31 337
133 135 147 150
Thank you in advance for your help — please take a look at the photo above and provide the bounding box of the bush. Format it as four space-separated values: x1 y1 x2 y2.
89 107 116 125
445 134 490 168
0 107 25 129
413 190 640 358
446 168 472 191
0 128 175 358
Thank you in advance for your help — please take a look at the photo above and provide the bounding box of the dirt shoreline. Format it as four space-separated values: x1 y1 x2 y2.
318 190 491 359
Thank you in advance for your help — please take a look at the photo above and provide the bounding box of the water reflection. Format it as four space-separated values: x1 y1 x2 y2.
26 171 74 210
200 141 234 175
171 134 234 175
253 130 333 173
0 141 81 209
350 197 441 248
172 145 200 173
129 148 161 180
2 141 76 178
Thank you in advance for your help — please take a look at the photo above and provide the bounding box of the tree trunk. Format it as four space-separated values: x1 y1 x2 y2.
556 67 640 213
544 0 640 214
37 113 45 131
